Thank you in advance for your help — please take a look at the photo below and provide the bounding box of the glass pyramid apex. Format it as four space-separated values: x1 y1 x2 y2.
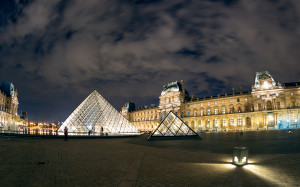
148 111 198 139
58 90 139 134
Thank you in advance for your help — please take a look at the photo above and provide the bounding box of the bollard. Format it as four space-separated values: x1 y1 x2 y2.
232 146 248 166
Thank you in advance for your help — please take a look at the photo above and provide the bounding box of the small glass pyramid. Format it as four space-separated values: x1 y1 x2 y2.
148 111 198 139
58 90 139 134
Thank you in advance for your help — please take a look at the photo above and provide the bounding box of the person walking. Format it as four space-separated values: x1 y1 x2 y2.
64 127 68 141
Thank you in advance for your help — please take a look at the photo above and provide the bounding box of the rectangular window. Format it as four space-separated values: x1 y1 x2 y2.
215 109 218 114
222 119 226 127
222 100 224 104
238 117 242 125
222 108 226 114
214 101 217 105
201 103 203 107
230 99 232 103
201 109 203 116
230 118 234 125
188 112 190 117
188 105 190 108
194 111 197 117
207 109 211 115
207 102 210 106
237 98 240 102
245 97 248 102
194 104 196 107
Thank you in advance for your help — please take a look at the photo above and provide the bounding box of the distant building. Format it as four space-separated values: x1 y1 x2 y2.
122 71 300 132
0 81 28 131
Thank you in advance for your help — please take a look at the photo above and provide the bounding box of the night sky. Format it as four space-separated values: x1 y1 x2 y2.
0 0 299 122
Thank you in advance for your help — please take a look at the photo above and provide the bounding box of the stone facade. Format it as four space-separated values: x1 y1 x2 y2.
122 71 300 132
0 82 28 131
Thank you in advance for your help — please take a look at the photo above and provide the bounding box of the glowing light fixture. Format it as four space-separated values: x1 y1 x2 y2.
232 146 248 166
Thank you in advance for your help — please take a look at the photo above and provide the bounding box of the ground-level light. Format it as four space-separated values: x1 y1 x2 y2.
232 146 249 166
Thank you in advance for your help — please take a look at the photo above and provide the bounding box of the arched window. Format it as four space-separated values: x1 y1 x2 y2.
214 119 218 128
222 119 226 128
267 101 272 110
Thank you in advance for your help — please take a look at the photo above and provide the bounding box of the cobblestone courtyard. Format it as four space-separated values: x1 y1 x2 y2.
0 129 300 187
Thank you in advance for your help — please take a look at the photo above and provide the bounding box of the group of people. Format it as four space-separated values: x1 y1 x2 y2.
64 127 107 140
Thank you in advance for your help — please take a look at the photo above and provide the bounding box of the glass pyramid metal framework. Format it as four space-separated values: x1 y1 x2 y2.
58 90 139 134
148 111 198 139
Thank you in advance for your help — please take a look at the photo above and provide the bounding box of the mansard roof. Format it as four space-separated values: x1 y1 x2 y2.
0 81 14 97
161 81 190 96
254 71 276 88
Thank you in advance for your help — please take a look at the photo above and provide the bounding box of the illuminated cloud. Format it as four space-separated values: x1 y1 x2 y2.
0 0 299 121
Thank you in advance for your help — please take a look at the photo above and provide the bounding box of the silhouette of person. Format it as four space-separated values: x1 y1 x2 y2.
64 127 68 141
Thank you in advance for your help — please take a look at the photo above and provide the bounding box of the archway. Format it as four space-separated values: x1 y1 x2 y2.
267 101 272 110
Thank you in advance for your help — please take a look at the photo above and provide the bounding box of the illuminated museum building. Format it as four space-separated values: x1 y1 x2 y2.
0 81 28 131
122 71 300 132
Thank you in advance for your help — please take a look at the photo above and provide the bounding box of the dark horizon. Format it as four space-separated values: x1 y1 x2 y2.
0 0 299 122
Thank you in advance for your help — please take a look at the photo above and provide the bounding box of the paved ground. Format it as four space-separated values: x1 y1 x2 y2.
0 129 299 187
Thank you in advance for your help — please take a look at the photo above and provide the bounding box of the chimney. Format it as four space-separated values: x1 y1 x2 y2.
181 80 185 102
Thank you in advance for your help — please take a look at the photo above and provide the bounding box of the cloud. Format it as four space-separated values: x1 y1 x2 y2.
0 0 299 121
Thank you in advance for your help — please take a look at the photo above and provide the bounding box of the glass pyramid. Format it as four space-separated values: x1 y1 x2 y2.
58 90 139 134
148 111 198 138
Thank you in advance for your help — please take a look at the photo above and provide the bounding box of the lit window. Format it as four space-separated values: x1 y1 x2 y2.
214 119 218 127
238 117 242 125
222 108 226 114
230 99 232 103
201 103 203 107
257 94 260 98
222 119 226 127
230 118 234 125
245 98 248 102
222 100 224 104
188 105 190 108
207 119 210 127
267 93 269 97
207 109 211 115
214 101 217 105
291 92 294 96
276 93 279 96
200 110 203 116
207 102 210 106
215 109 218 114
194 104 196 107
194 111 197 117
